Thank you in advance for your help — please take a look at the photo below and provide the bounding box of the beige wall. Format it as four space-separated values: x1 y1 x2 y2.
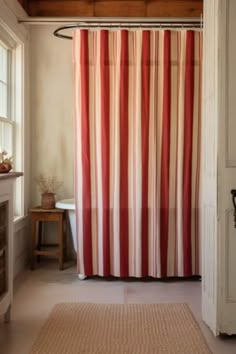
30 25 74 206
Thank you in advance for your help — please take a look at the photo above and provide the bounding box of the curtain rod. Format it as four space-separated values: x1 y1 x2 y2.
52 20 202 40
18 17 202 39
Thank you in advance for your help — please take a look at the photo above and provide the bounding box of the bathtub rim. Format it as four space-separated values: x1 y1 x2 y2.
56 198 75 210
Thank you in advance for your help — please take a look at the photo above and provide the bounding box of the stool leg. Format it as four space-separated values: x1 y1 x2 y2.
59 216 64 270
31 218 36 270
37 221 43 263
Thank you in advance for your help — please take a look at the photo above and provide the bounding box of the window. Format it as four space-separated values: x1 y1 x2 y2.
0 32 25 219
0 41 13 156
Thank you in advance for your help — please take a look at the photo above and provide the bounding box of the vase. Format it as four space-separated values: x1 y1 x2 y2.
0 163 12 173
41 193 55 209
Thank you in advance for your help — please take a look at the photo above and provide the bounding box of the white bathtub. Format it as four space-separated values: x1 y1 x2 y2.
55 199 86 280
56 198 76 250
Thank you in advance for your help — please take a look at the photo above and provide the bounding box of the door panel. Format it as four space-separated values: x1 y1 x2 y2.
201 0 219 335
216 0 236 334
226 210 236 301
227 0 236 166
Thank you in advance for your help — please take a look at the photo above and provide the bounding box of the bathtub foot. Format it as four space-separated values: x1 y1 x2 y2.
78 274 87 280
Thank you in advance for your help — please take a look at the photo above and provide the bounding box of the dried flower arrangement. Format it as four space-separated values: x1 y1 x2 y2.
35 174 63 209
0 149 13 173
35 174 63 195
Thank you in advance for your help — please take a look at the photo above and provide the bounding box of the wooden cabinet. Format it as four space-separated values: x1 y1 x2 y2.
0 173 23 323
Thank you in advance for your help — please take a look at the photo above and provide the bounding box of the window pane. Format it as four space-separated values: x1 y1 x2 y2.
0 121 13 155
0 45 8 83
0 82 7 118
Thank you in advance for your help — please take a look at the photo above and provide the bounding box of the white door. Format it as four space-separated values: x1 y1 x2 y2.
217 0 236 335
201 0 219 336
202 0 236 335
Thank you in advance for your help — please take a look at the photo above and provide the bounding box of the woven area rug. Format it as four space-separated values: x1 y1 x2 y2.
30 303 211 354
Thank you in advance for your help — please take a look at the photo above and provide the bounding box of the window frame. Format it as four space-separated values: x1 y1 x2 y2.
0 29 25 220
0 41 14 158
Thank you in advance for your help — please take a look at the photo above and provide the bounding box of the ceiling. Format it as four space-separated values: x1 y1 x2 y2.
17 0 203 18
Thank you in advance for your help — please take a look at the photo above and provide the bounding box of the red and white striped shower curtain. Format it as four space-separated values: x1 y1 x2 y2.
73 29 202 278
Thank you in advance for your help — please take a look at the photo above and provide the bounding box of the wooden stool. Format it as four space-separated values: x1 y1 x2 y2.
30 207 65 270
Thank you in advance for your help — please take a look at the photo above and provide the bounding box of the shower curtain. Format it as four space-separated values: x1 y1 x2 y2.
73 29 202 278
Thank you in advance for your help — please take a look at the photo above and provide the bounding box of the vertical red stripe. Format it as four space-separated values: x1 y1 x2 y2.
160 31 171 277
100 30 110 276
141 31 150 277
119 30 129 277
153 32 159 277
195 32 202 275
73 33 81 274
80 30 93 275
183 31 195 276
174 32 181 276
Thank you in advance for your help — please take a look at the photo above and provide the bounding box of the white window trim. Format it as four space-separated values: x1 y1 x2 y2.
0 41 13 154
0 23 26 219
13 42 25 218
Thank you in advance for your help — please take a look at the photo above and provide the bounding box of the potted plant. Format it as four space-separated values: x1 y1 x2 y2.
0 150 13 173
35 174 63 209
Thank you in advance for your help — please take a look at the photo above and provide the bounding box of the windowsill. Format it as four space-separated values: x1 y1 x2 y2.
14 215 25 223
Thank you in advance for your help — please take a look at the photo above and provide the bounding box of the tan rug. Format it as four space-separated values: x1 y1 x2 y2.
30 303 211 354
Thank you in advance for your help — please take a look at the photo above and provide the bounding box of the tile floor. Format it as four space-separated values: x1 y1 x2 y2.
0 260 236 354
